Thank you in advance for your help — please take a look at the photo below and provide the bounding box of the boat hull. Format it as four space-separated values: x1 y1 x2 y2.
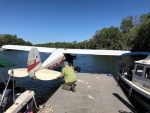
118 74 150 111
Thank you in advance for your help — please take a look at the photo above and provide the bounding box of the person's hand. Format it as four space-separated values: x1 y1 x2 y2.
56 75 62 79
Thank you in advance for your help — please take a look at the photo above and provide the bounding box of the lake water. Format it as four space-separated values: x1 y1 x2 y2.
0 50 148 112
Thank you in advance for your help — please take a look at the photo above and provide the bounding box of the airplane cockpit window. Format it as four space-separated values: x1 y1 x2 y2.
135 65 144 77
145 68 150 79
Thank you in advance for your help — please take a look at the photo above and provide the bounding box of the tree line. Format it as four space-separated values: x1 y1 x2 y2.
0 12 150 51
0 34 32 46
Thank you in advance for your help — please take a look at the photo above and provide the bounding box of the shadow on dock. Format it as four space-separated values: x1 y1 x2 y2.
112 75 149 113
113 93 135 113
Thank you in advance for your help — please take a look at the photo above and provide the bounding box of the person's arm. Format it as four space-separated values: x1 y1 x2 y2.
56 68 64 79
61 68 65 76
56 75 62 79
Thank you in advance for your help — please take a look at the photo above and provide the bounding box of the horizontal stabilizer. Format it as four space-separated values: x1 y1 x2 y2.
8 68 61 80
34 69 61 80
8 68 28 77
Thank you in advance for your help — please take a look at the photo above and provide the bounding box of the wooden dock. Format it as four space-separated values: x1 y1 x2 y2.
38 73 136 113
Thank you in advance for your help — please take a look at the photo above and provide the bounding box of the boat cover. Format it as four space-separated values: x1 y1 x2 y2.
120 52 150 60
0 58 14 67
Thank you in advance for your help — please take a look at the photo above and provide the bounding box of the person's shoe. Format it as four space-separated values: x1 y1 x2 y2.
72 87 76 92
71 84 76 92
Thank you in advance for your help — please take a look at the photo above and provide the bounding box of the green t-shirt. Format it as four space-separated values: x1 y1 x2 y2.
61 65 77 83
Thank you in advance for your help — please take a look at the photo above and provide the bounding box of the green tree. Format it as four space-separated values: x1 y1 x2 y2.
132 20 150 51
120 16 134 33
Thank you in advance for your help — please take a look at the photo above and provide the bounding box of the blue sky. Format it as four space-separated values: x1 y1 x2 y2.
0 0 150 44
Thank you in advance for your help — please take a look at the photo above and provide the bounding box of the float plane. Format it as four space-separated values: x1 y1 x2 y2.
2 45 131 80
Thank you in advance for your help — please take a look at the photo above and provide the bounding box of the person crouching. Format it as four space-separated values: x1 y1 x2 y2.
61 62 77 92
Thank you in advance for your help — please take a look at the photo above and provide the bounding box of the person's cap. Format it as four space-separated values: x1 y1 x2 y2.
64 62 68 65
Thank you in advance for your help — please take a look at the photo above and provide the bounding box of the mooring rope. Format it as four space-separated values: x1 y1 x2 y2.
38 104 60 113
0 75 11 106
38 104 54 113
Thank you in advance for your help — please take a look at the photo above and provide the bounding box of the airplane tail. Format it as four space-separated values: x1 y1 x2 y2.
27 48 42 77
41 49 65 69
7 48 62 80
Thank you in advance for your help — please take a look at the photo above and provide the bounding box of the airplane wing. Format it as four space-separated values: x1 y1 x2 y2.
62 49 130 56
2 45 131 56
2 45 56 53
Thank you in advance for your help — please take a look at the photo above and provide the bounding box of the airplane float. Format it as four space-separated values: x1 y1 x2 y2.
2 45 131 81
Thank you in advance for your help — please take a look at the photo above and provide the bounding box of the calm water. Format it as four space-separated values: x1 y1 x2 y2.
0 50 148 112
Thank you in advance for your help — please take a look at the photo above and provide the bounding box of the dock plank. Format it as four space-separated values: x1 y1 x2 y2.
38 73 136 113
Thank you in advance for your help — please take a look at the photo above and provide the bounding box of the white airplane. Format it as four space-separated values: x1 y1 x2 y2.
2 45 131 80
